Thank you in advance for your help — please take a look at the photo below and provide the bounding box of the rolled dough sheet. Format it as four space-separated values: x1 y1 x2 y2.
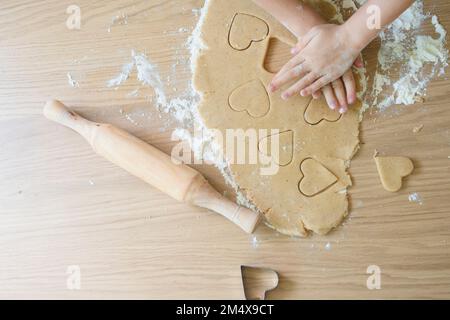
193 0 362 236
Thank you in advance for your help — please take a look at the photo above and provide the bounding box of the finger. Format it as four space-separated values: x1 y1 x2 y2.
276 53 305 77
270 63 309 92
342 70 357 105
282 72 319 100
331 79 348 113
353 55 364 68
270 55 305 91
312 91 322 99
322 85 339 110
299 75 332 97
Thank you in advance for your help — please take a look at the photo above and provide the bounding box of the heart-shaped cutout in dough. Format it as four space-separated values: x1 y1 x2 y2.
375 156 414 192
299 158 338 197
304 97 341 125
228 13 269 51
229 79 270 118
258 130 293 166
263 37 294 73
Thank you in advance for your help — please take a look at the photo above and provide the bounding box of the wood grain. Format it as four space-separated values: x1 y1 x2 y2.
0 0 449 299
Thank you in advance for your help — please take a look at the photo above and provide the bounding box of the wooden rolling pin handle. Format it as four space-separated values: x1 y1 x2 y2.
43 100 261 234
185 175 261 234
43 99 98 143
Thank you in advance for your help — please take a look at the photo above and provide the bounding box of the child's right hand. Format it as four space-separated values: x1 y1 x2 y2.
251 0 362 113
309 57 363 114
282 38 363 114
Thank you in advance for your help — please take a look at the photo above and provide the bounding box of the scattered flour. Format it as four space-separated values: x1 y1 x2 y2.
362 1 448 110
67 72 79 88
108 13 129 33
107 61 134 87
251 235 259 249
408 192 424 205
191 8 201 17
127 88 139 97
106 50 197 124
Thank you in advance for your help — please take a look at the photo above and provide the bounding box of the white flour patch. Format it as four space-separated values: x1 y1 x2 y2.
361 1 448 110
106 50 197 125
127 88 139 97
67 72 79 88
251 235 260 249
408 192 424 205
107 61 134 87
132 51 168 107
191 8 201 17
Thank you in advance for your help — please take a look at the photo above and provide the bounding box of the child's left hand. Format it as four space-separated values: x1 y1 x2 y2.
269 24 361 100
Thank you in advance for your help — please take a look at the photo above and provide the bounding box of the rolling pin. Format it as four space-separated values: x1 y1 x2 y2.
43 100 260 233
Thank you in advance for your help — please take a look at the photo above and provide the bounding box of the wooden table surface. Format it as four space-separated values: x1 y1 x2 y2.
1 0 449 299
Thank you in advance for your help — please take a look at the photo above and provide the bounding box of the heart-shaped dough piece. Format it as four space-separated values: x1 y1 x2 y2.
375 156 414 192
299 158 338 197
228 13 269 51
304 97 341 125
229 79 270 118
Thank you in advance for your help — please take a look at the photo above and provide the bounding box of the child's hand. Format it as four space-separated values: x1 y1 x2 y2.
309 68 359 113
269 24 362 111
